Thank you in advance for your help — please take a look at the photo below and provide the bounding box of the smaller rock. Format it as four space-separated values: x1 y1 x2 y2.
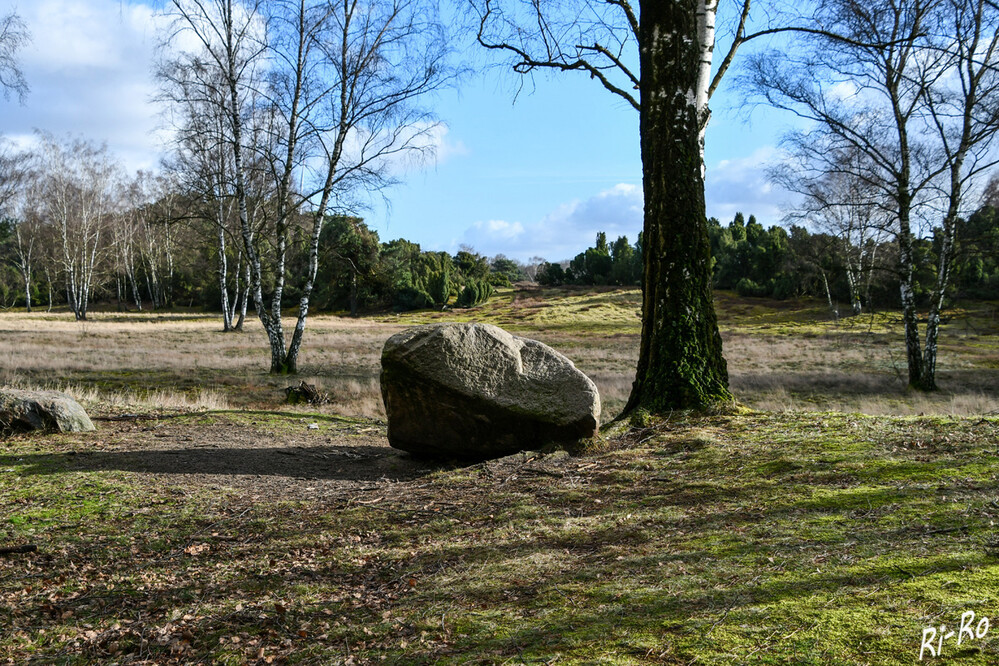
0 389 96 434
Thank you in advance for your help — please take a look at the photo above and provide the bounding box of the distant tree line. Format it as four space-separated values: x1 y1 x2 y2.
536 232 643 286
708 210 999 314
533 208 999 314
0 141 529 317
315 216 529 315
3 136 997 322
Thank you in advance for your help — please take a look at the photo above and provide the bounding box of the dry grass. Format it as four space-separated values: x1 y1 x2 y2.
0 374 232 413
1 291 998 420
0 311 400 419
721 301 999 415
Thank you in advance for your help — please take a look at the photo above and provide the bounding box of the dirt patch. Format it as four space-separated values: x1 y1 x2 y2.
6 413 448 502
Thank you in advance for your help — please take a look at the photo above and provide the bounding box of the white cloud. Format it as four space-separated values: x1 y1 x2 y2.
425 125 469 166
470 219 525 240
827 81 860 102
459 151 800 261
546 183 643 233
384 123 469 175
4 1 467 180
5 0 172 172
460 183 643 261
705 146 789 225
21 0 128 70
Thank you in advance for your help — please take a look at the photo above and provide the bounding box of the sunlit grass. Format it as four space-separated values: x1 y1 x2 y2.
3 411 999 663
1 289 998 420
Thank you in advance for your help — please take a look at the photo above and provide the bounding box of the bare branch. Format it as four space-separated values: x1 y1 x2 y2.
0 11 30 103
474 0 640 110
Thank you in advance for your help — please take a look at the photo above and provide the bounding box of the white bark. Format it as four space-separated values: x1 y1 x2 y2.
12 222 34 312
695 0 717 129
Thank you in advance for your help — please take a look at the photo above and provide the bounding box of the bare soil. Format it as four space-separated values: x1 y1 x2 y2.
24 414 447 503
12 412 574 512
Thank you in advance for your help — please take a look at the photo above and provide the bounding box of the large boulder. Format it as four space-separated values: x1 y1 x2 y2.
380 323 599 459
0 389 96 434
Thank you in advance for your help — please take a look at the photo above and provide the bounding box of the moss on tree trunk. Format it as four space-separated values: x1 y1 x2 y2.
624 0 732 414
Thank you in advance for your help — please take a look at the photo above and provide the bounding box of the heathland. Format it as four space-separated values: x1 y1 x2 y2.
2 287 999 664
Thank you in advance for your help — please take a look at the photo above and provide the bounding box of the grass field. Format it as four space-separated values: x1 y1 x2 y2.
2 288 999 664
2 287 997 419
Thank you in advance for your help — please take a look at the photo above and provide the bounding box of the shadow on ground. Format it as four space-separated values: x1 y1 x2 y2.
0 445 442 483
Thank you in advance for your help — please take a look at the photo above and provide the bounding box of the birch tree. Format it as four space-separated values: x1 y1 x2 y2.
136 177 183 310
9 190 42 313
0 140 32 309
138 212 176 310
112 172 174 312
159 51 263 329
261 0 452 373
34 135 121 321
0 138 26 215
165 0 452 373
474 0 745 411
917 0 999 388
771 147 892 315
0 143 41 312
749 0 999 390
0 10 29 104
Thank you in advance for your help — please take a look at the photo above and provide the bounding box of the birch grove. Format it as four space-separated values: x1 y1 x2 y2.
32 135 122 321
749 0 999 391
164 0 453 373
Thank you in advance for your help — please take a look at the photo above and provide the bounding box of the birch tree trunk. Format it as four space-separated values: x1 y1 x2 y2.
22 271 31 312
164 216 174 308
44 265 52 312
844 257 862 315
625 0 731 412
13 224 33 313
236 259 249 331
216 202 234 332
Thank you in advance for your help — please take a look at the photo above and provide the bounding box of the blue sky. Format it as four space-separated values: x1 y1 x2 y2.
2 0 791 262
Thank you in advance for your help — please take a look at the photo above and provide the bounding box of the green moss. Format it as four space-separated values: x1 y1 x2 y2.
5 395 999 662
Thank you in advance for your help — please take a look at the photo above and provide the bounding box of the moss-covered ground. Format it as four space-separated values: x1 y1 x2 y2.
3 289 999 663
4 410 999 664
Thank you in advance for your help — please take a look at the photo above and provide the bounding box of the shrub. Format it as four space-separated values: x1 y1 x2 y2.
537 262 565 286
736 277 767 298
426 270 452 308
394 285 433 311
488 272 511 288
455 279 494 308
